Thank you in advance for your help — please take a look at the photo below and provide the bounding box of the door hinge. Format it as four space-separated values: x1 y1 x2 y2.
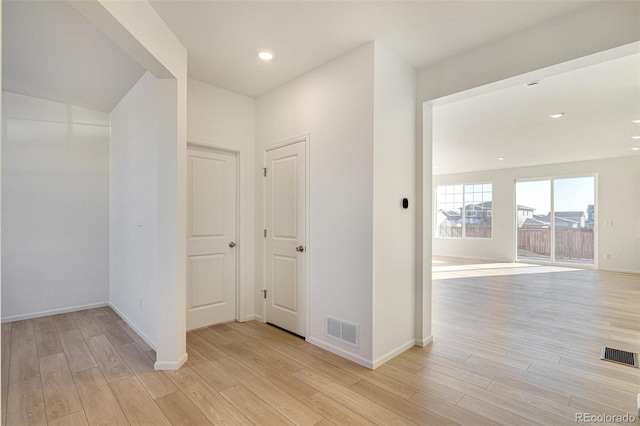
262 167 267 177
264 229 267 238
261 289 267 299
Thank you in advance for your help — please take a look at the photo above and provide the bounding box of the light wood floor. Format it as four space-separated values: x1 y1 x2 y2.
2 259 639 425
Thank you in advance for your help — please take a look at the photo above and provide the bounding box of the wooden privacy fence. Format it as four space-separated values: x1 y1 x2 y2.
518 229 551 256
437 225 491 238
465 226 492 238
518 229 594 260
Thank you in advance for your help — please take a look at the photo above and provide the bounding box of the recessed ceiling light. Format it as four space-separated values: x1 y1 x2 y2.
631 147 640 151
525 81 540 88
633 119 640 124
258 51 274 61
497 157 505 161
632 135 640 140
549 112 565 119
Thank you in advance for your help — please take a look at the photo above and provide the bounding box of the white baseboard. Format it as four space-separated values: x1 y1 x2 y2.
433 254 509 263
1 301 109 323
108 303 157 351
242 314 262 322
306 336 373 369
415 335 433 347
598 267 640 275
154 352 188 371
372 340 416 369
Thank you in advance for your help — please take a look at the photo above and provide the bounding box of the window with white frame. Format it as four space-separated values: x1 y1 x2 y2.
436 183 492 238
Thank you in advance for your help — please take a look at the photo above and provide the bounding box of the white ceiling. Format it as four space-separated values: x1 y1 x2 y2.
2 1 145 112
433 53 640 175
3 0 637 175
149 0 594 98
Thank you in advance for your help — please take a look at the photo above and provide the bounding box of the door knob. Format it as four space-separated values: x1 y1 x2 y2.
296 245 304 252
229 242 236 248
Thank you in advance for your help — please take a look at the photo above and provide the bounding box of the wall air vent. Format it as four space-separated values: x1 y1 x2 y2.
326 316 359 347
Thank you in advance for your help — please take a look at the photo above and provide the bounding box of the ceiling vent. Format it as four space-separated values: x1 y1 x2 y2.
326 316 359 347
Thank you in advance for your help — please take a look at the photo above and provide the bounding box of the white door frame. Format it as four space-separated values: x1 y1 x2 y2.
262 133 310 338
187 139 243 322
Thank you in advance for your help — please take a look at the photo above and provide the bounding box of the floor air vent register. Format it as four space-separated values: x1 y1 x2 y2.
600 346 639 368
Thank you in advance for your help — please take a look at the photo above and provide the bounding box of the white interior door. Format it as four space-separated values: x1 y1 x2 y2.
187 146 237 330
265 141 306 336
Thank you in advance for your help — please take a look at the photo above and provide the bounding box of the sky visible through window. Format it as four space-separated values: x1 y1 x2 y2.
517 180 550 214
517 177 594 215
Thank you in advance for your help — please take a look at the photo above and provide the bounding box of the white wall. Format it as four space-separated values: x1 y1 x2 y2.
433 156 640 274
187 78 256 321
72 0 188 369
372 45 416 366
110 72 159 346
418 2 640 104
257 43 376 366
1 92 110 321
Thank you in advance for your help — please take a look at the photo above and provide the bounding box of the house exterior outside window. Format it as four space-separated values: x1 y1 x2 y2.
436 183 492 238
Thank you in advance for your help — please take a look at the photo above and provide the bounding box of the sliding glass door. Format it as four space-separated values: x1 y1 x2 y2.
553 177 595 264
516 180 551 262
516 176 595 265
